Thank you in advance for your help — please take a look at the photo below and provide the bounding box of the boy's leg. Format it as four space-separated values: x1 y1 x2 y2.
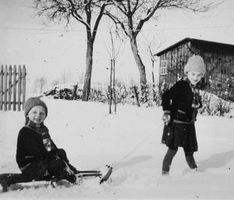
162 148 178 175
67 163 79 174
48 157 77 183
55 149 79 174
21 160 49 178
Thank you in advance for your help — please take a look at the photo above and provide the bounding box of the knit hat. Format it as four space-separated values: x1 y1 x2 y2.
184 55 206 75
24 97 48 117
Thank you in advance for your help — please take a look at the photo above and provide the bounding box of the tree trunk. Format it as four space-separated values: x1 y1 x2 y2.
82 39 94 101
129 37 147 85
130 36 148 102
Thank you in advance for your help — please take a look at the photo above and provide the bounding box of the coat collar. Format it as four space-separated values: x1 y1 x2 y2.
25 120 48 134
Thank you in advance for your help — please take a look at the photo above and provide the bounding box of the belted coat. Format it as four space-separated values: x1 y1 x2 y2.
161 79 202 152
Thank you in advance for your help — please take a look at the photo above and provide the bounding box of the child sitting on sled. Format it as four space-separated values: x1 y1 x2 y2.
16 97 78 184
0 97 112 191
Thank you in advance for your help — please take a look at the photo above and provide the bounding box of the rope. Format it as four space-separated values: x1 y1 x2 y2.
110 122 164 169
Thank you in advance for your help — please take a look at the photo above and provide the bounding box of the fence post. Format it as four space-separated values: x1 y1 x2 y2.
18 66 22 111
0 65 3 110
22 65 26 110
8 65 12 110
4 65 7 111
13 65 17 111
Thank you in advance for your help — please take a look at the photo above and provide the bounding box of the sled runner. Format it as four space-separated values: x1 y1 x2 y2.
0 165 112 192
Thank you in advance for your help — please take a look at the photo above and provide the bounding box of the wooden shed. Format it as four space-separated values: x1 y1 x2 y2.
156 37 234 101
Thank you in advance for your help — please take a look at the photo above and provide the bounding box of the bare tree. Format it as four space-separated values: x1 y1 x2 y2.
104 0 219 90
51 79 60 87
105 27 123 113
142 33 163 86
61 71 72 84
141 33 163 102
34 77 47 94
34 0 111 101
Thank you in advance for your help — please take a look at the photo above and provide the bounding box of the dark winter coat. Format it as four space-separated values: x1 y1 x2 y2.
161 79 202 153
16 124 58 170
16 121 77 183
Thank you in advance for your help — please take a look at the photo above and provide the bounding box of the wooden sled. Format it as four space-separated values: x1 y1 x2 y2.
0 166 112 192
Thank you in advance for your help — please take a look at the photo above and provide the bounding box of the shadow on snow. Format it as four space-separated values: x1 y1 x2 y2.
198 149 234 172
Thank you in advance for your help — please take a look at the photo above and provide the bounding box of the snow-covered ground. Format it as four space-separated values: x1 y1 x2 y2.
0 98 234 199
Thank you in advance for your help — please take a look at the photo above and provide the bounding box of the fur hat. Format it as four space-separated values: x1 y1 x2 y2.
24 97 48 117
184 55 206 75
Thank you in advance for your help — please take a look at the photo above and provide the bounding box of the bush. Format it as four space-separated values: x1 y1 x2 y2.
199 91 233 116
43 82 233 117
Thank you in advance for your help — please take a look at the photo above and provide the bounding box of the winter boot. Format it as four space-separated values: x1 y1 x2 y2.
68 163 79 174
185 155 197 169
48 157 77 184
0 175 9 192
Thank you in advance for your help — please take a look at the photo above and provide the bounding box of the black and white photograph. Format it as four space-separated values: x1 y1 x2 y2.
0 0 234 199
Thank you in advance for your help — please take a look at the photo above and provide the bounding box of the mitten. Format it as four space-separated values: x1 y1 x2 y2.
162 113 171 125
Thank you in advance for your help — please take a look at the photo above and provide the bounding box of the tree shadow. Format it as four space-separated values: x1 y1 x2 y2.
197 149 234 172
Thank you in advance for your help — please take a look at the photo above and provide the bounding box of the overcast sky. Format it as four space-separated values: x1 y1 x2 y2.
1 0 234 87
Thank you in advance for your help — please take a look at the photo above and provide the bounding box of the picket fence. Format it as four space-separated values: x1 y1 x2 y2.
0 65 26 111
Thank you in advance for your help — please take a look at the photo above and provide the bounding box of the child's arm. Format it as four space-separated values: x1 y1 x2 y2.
161 81 184 125
161 86 173 125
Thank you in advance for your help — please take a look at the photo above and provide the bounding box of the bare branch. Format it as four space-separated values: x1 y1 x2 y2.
110 0 128 14
106 0 222 38
92 3 107 42
104 9 130 37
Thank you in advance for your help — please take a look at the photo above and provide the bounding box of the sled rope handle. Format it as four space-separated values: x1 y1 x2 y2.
111 122 164 169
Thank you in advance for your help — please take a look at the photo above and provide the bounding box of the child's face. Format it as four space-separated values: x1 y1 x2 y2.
27 105 46 125
187 71 203 85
